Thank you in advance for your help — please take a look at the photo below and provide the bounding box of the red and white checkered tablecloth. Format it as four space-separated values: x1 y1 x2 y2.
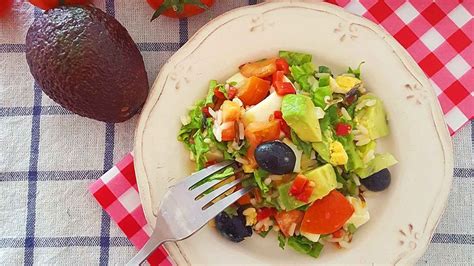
89 1 473 265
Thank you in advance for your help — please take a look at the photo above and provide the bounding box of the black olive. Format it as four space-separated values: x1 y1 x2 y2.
254 141 296 174
360 168 391 192
215 211 252 242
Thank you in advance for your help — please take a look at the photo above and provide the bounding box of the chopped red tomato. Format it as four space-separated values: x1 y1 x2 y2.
300 190 354 234
214 87 226 100
276 58 290 74
238 76 271 106
289 174 308 196
272 70 285 84
202 106 211 117
227 86 238 100
274 210 304 237
273 111 291 138
335 123 352 136
240 58 277 78
332 229 345 238
295 181 314 203
221 122 237 142
273 110 283 119
205 160 217 167
274 81 296 96
257 207 276 221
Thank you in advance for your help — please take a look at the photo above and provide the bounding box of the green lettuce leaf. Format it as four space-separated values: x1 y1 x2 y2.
287 235 324 258
290 129 312 156
311 85 332 109
254 168 270 194
191 166 235 189
279 50 312 66
290 62 316 92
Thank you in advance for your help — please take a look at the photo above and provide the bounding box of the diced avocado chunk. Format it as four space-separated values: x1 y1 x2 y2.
355 153 398 178
354 94 389 140
282 94 322 142
313 141 330 163
277 164 337 210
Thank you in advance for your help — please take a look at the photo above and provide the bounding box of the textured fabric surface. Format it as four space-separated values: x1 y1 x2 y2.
0 0 472 265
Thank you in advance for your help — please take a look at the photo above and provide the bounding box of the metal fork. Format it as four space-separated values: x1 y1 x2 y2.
126 161 253 265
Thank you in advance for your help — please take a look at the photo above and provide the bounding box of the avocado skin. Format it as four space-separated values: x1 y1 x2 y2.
25 6 148 123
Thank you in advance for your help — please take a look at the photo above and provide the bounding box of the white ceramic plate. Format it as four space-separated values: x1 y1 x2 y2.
134 2 453 265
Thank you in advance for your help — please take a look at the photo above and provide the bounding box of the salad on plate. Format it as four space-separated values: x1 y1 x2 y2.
178 51 397 258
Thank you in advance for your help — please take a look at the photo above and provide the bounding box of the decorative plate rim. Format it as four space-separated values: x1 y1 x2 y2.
134 1 453 265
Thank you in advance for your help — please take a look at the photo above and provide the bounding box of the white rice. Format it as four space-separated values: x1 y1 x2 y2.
269 175 283 181
238 122 245 140
264 177 272 185
356 137 371 146
365 99 376 107
288 222 297 237
221 121 234 130
314 107 325 119
353 175 361 186
208 108 217 119
203 138 211 144
216 110 223 125
341 107 351 120
233 97 243 107
363 149 375 164
235 156 249 165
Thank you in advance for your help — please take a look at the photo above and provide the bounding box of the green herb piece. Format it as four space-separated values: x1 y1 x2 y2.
347 61 365 79
318 65 332 75
258 227 272 238
224 205 238 217
347 223 357 234
278 232 287 249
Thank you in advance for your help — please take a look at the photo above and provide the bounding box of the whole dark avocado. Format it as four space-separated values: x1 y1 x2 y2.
25 5 148 122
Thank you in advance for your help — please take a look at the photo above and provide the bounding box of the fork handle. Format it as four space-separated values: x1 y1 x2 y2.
126 234 167 266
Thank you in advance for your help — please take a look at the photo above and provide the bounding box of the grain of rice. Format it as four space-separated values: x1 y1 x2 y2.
338 240 352 248
203 138 211 144
353 175 361 186
189 152 195 161
356 137 370 146
341 107 351 120
221 121 233 130
269 86 275 94
235 157 249 165
363 149 375 164
269 175 282 181
314 107 325 119
224 84 230 90
336 182 344 189
233 97 243 107
264 177 272 185
358 125 369 135
238 122 245 140
288 222 297 237
365 99 376 107
250 198 257 206
208 108 216 118
216 110 223 125
273 225 280 232
324 96 331 104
